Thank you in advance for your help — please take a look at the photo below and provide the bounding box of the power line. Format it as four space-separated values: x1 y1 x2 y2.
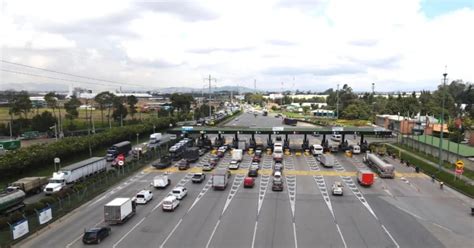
1 59 144 87
1 68 123 87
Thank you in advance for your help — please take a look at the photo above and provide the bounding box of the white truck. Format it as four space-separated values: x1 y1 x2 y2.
212 168 231 190
152 174 170 189
149 133 162 144
104 197 136 225
273 143 283 162
43 157 106 195
311 144 324 156
320 154 335 167
232 149 243 162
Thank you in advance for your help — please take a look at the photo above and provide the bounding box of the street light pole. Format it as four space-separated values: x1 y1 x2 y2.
438 71 448 171
336 84 340 119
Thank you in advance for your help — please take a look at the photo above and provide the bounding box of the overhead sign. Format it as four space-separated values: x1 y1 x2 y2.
38 206 52 225
272 127 284 132
54 157 60 164
12 219 29 240
374 127 385 132
332 127 343 132
181 126 194 131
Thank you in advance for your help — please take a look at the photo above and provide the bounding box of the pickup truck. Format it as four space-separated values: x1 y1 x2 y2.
191 173 206 183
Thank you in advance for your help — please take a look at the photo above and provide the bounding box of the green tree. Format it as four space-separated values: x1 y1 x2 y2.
10 91 32 119
112 96 128 123
126 95 138 119
341 100 370 120
302 106 310 115
31 111 57 132
64 96 81 124
170 93 194 114
94 91 114 125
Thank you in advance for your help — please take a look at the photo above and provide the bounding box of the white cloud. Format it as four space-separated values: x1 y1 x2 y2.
1 0 472 92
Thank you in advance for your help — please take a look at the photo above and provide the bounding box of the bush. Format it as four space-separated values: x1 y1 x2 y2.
40 196 57 205
0 216 9 229
7 211 24 224
0 117 175 181
24 202 45 215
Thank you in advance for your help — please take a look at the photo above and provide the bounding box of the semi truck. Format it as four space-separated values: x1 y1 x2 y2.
106 141 132 162
283 118 297 126
132 142 149 159
212 168 231 190
104 197 136 225
363 153 395 178
149 133 162 144
0 189 26 214
8 177 48 194
183 147 200 163
44 157 107 195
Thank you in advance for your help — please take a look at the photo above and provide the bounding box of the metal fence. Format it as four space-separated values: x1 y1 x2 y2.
0 144 166 248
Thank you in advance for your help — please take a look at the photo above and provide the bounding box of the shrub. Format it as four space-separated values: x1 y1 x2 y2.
39 196 57 205
24 202 45 215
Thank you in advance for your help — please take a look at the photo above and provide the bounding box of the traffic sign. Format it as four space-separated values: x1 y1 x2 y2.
54 157 60 164
272 127 284 132
332 127 343 132
455 160 464 170
182 126 193 131
118 160 124 166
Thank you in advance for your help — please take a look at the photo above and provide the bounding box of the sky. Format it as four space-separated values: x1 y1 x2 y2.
1 0 473 92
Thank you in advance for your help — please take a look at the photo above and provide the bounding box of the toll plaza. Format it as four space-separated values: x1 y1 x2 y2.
169 126 393 151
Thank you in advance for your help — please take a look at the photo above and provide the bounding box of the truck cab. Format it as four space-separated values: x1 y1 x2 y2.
43 176 67 195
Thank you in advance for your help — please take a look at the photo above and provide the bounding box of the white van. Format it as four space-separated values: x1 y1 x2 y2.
135 190 153 204
352 145 361 154
320 154 335 168
162 195 180 211
312 145 324 156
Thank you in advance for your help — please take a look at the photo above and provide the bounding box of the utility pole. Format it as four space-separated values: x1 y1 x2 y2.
336 84 340 119
254 79 257 94
209 74 212 119
438 69 448 171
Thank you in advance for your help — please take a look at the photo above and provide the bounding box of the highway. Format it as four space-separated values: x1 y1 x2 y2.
18 112 474 248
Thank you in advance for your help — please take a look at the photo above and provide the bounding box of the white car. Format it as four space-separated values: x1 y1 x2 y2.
332 181 344 196
162 195 180 211
171 186 188 200
135 190 153 204
250 162 260 171
229 160 240 170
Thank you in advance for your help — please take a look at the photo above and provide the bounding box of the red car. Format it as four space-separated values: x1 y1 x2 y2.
243 177 255 188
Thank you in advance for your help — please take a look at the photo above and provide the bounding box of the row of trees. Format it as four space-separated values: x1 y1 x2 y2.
325 80 474 121
1 91 139 136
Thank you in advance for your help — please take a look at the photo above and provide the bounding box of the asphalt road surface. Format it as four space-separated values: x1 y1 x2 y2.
18 113 474 248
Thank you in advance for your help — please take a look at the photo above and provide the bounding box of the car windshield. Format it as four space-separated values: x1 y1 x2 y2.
163 201 172 205
172 190 181 194
84 232 97 239
136 194 144 198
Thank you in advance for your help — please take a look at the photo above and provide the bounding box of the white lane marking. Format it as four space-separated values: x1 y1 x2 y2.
292 222 298 248
221 175 244 215
205 219 221 248
381 225 400 248
187 178 213 213
432 223 453 233
384 189 394 198
335 224 348 248
112 217 146 248
251 221 258 248
393 205 425 221
257 175 270 215
65 220 103 247
159 218 183 248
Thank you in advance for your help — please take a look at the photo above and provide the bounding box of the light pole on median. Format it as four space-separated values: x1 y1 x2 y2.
438 71 448 171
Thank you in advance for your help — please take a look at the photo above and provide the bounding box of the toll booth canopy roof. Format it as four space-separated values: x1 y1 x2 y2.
170 126 392 135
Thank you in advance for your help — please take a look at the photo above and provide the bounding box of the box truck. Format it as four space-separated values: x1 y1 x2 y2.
44 157 107 195
320 154 335 167
104 197 136 225
152 175 171 189
357 169 375 186
8 177 48 194
149 133 162 144
232 149 243 162
212 168 231 190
